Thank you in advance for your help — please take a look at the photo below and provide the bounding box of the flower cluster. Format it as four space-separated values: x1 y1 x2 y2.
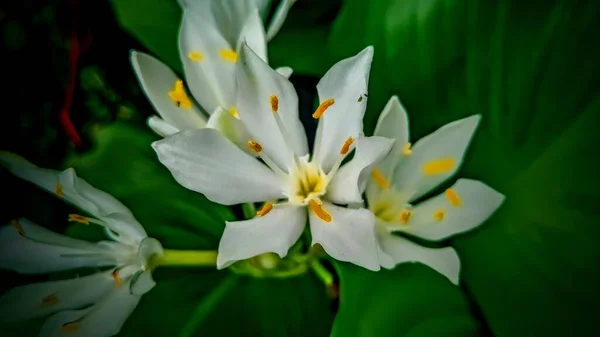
0 0 504 336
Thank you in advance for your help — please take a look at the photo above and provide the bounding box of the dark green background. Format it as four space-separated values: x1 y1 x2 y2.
0 0 598 336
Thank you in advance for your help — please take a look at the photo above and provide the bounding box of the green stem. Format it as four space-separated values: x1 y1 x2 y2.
311 259 333 287
157 249 218 267
241 202 257 219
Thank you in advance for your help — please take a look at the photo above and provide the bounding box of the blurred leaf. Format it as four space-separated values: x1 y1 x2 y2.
110 0 182 72
65 122 334 336
331 262 482 337
329 0 600 336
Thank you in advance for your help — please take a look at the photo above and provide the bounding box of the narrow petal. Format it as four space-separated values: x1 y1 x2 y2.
0 271 115 322
327 136 394 204
236 43 308 170
130 51 207 130
377 230 460 284
392 115 481 202
265 0 297 41
179 10 235 112
0 219 124 274
252 0 271 19
236 8 268 62
39 282 141 337
129 269 157 296
366 96 411 203
0 152 147 243
152 128 285 205
206 107 256 156
275 66 293 79
313 46 374 172
147 116 180 137
217 204 306 269
399 179 505 241
309 203 380 271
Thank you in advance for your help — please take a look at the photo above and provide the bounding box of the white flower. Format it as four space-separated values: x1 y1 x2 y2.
153 44 393 271
365 96 505 284
130 0 295 144
0 152 163 337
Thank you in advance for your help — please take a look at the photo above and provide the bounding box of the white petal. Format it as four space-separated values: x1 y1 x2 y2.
235 43 308 171
130 51 207 130
147 116 180 137
179 10 235 112
152 128 285 205
39 282 141 337
377 230 460 284
217 204 305 268
206 107 256 157
309 203 380 271
252 0 271 19
0 219 125 274
401 179 505 241
237 8 268 62
0 271 115 322
327 136 394 204
275 66 293 79
129 269 156 296
0 152 147 243
313 46 374 172
266 0 297 41
392 115 481 202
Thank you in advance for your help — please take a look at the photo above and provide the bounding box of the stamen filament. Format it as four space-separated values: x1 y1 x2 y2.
11 219 25 236
371 168 390 190
247 140 287 177
268 95 300 170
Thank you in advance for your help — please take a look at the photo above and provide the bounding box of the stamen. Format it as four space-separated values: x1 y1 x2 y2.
188 51 204 61
256 203 274 217
371 168 390 190
269 95 279 114
340 137 355 155
402 143 412 156
228 107 239 118
247 140 263 154
61 318 83 333
312 98 335 119
112 269 122 288
445 188 461 206
399 210 412 225
10 219 25 236
423 158 455 175
40 294 58 307
433 209 445 221
219 49 238 63
68 214 90 225
168 80 192 109
308 199 332 223
55 183 64 198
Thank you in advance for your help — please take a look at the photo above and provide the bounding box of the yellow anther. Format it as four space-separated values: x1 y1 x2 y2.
55 183 64 198
256 203 274 217
433 209 445 221
308 199 332 223
423 158 456 175
399 210 412 225
188 51 204 61
112 269 122 288
247 140 263 154
168 80 192 109
312 98 335 119
370 168 390 190
228 107 239 118
340 137 355 155
219 49 238 63
61 319 82 333
445 188 461 206
402 143 412 156
68 214 90 225
40 294 58 307
269 95 279 113
11 219 25 236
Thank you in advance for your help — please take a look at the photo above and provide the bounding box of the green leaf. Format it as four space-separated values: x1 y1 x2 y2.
65 122 334 336
110 0 182 72
331 262 482 337
329 0 600 336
